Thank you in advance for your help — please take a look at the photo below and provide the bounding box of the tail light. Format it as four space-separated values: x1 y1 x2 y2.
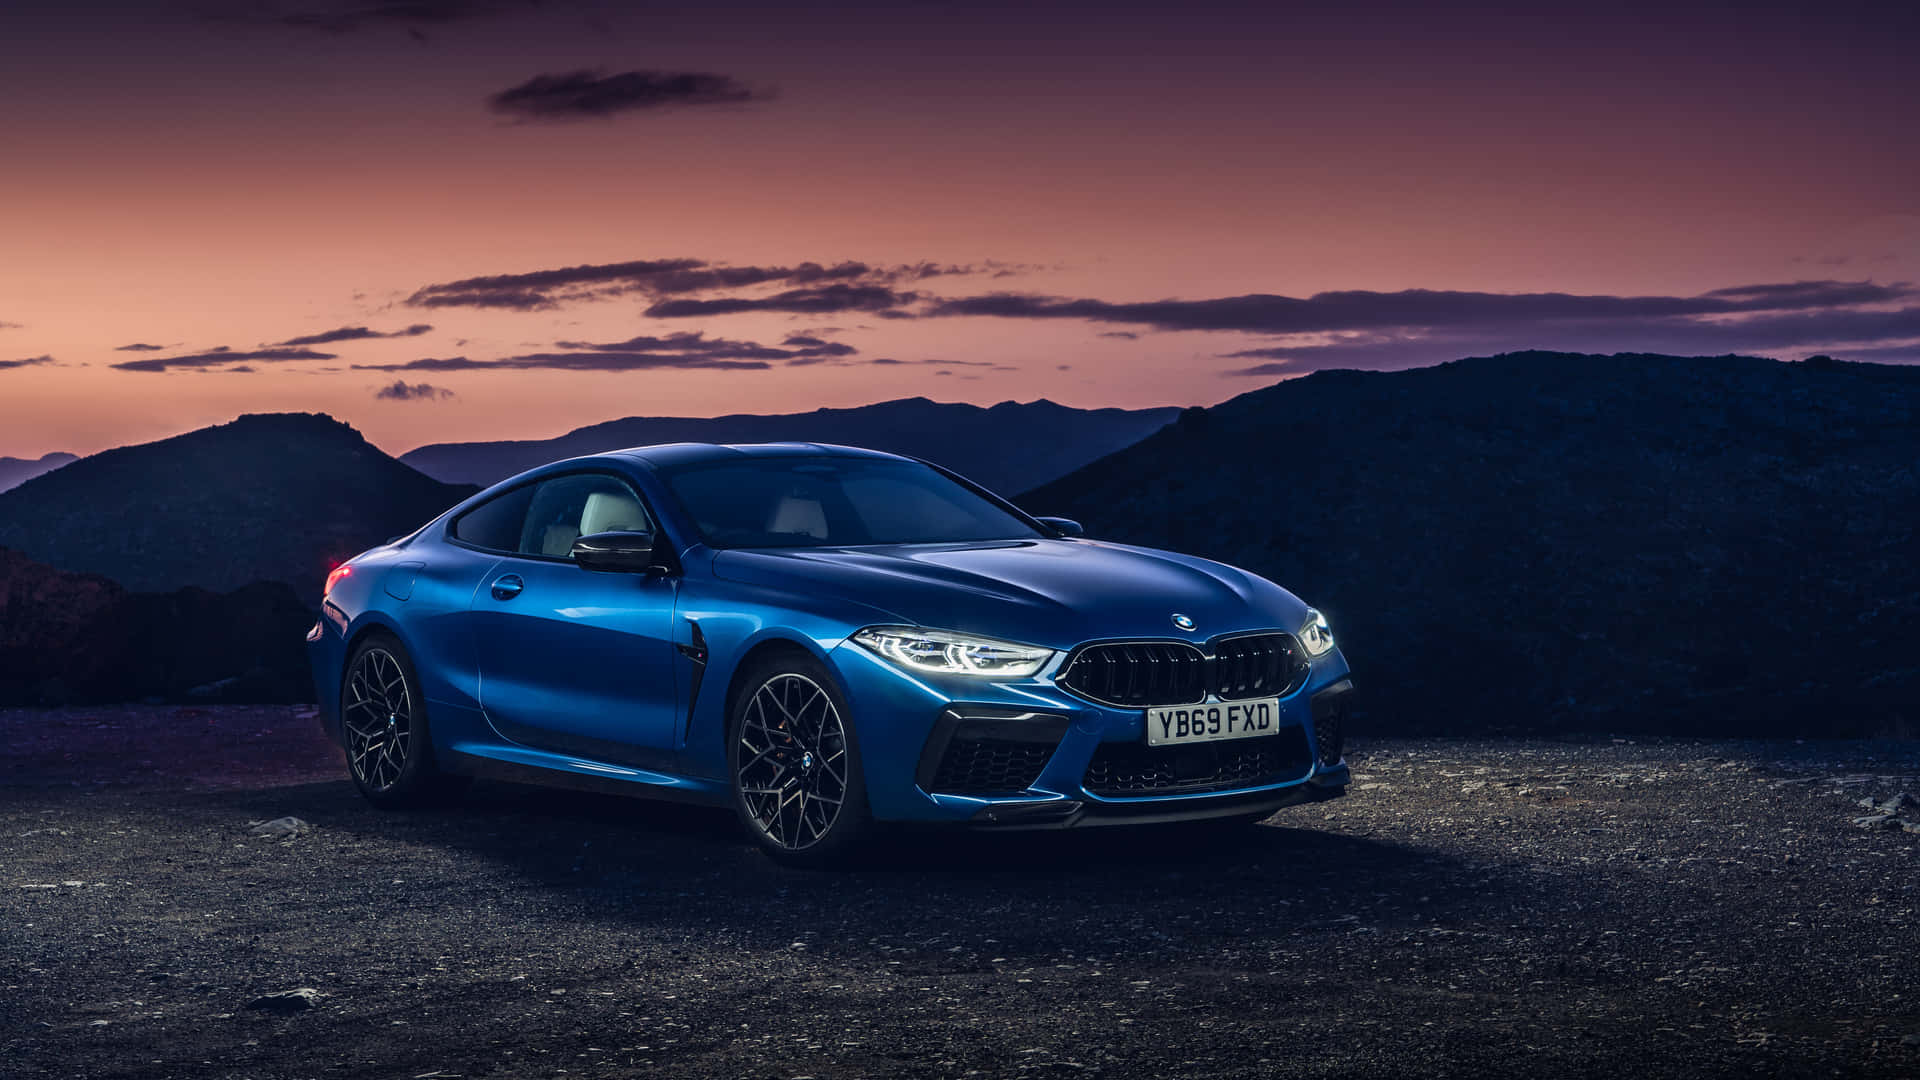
324 564 352 597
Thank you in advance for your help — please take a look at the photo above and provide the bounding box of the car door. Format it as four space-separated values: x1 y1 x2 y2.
471 471 681 769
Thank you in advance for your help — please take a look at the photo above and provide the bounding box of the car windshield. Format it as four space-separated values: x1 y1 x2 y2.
657 456 1045 549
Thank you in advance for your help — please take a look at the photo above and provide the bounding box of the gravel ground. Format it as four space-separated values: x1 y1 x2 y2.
2 705 1917 1080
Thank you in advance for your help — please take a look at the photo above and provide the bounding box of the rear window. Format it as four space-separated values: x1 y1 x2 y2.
449 485 534 552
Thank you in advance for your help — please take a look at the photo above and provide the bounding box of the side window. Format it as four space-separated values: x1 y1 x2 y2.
449 484 535 552
516 474 653 559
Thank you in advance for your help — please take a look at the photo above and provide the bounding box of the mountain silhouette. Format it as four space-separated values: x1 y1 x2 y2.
1020 351 1920 737
0 414 476 597
400 397 1180 493
0 452 76 493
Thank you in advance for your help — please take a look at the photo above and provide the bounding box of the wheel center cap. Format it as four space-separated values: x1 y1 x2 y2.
801 751 815 771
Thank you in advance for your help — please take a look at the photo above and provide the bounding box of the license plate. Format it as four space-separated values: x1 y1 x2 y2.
1145 697 1282 747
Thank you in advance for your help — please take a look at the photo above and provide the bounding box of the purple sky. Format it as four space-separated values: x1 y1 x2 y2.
1 0 1915 457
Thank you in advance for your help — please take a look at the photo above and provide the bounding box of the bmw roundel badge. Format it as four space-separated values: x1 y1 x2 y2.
1171 613 1196 631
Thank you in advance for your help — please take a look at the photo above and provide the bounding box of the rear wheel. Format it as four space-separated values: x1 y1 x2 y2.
727 653 874 866
341 633 467 808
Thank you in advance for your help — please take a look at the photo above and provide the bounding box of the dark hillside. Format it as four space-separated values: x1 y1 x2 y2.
400 397 1180 492
1020 352 1920 736
0 414 475 597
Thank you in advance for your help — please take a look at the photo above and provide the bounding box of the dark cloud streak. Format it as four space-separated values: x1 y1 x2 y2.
488 70 770 121
276 324 432 346
644 284 916 318
374 379 456 401
264 1 549 34
112 346 337 373
353 331 855 373
925 280 1917 335
1217 304 1920 375
405 258 979 311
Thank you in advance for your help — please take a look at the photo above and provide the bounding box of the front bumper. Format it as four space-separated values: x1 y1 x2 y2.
833 640 1355 827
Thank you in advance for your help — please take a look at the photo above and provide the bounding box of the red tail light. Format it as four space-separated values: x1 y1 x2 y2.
324 564 352 597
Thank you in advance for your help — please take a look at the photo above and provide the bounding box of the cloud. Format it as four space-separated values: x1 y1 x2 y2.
876 276 1919 375
276 323 432 346
111 346 337 373
261 1 548 34
353 331 855 373
0 354 55 371
644 284 917 318
405 258 983 311
1216 303 1920 375
817 355 1011 371
114 342 169 352
1812 343 1920 363
925 280 1917 335
0 321 21 330
488 69 769 121
374 379 456 401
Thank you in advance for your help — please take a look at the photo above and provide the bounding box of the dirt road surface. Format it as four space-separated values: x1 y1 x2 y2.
3 705 1917 1079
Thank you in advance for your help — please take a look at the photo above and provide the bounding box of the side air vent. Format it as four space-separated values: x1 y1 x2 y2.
916 708 1070 797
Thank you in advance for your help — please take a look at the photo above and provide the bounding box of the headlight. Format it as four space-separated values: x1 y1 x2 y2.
852 626 1054 677
1298 608 1335 657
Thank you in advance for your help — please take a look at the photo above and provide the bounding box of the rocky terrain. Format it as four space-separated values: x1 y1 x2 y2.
0 549 312 706
3 705 1916 1079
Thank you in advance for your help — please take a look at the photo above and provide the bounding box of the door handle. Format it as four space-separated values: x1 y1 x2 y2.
490 574 525 601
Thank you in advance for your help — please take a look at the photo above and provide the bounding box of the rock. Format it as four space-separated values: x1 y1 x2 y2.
188 675 241 698
249 816 310 839
247 988 324 1013
1851 815 1899 830
1874 793 1917 816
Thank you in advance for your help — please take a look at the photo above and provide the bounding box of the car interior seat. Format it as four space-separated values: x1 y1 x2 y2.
579 491 650 537
768 496 829 539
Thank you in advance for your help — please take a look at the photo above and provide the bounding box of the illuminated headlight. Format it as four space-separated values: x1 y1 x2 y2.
852 626 1054 677
1298 608 1336 657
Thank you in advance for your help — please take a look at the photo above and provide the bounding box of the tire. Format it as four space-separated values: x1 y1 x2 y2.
726 651 875 867
340 632 468 808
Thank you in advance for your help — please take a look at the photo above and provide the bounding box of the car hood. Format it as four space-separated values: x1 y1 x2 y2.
710 538 1310 649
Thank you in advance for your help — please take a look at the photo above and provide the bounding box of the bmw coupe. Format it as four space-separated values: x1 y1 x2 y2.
308 442 1354 864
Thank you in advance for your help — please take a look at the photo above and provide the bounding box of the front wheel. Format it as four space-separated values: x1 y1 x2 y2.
726 654 874 866
340 633 467 808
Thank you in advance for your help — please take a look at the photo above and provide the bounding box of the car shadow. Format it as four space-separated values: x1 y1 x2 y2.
187 774 1544 966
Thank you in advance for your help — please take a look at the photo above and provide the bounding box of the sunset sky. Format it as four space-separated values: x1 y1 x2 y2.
2 0 1916 459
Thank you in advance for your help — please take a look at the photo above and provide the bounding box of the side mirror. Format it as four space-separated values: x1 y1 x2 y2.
1034 516 1084 537
571 530 657 573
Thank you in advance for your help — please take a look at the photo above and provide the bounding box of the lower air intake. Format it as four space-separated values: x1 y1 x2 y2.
1082 728 1313 797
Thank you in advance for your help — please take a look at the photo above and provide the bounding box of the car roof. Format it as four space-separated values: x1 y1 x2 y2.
609 442 914 469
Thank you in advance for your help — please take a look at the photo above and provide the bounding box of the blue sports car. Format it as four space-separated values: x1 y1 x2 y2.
308 442 1353 864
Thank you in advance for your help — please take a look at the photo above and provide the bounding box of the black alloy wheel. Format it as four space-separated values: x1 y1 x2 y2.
341 633 466 807
727 654 873 865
